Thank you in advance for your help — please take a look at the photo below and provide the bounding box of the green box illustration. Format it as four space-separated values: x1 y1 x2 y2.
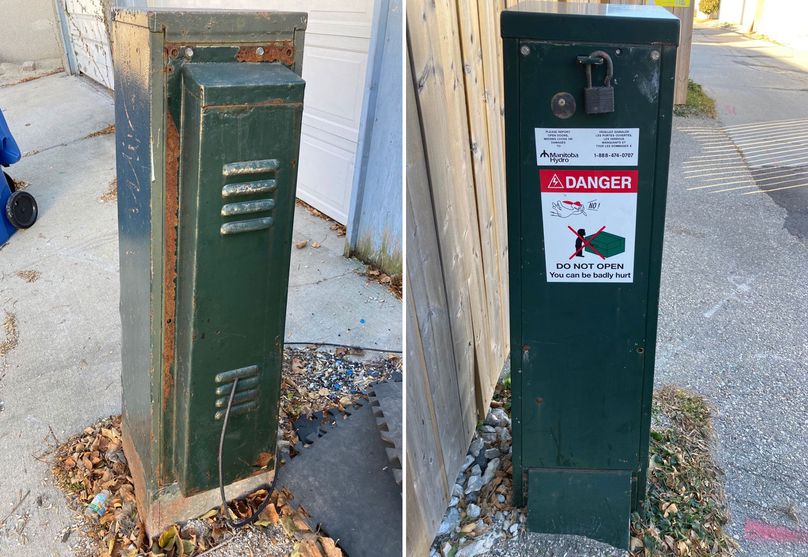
585 231 625 258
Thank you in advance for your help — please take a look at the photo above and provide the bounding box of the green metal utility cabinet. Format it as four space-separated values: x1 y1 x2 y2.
501 2 679 549
112 9 306 534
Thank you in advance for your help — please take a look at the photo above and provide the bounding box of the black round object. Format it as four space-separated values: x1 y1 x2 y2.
6 191 38 229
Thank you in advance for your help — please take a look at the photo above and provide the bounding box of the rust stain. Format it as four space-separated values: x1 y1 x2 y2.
255 452 274 468
235 41 295 64
162 113 180 411
121 422 149 529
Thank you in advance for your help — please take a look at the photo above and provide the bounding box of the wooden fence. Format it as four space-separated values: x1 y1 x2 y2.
405 1 694 554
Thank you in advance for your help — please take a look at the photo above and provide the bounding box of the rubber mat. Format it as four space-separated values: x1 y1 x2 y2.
368 381 402 487
277 401 402 557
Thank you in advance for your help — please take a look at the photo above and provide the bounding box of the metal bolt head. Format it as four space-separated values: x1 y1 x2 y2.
520 45 531 57
185 47 194 58
256 47 265 56
558 98 566 107
650 50 660 61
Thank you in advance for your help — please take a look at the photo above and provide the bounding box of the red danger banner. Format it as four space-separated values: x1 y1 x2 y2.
540 169 638 193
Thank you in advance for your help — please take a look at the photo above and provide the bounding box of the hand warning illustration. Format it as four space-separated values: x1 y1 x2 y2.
551 200 586 218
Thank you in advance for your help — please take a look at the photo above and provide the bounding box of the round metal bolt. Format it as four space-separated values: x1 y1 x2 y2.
615 48 622 56
520 45 531 57
558 98 566 107
650 50 660 61
256 47 265 56
185 47 194 58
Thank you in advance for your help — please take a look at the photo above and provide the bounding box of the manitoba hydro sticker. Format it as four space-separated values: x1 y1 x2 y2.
539 169 638 283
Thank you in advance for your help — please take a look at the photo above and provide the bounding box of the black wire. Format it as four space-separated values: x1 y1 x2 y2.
218 377 277 529
284 341 402 354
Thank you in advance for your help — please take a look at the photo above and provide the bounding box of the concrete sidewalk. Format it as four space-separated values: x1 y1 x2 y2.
0 73 400 556
655 23 808 557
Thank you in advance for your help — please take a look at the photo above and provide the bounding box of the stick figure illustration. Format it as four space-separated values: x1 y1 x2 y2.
575 228 586 257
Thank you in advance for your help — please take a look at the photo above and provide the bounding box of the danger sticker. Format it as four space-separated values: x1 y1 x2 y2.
540 169 637 283
535 128 639 166
540 170 638 193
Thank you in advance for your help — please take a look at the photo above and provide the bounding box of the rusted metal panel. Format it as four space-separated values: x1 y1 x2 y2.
112 7 306 535
235 41 295 64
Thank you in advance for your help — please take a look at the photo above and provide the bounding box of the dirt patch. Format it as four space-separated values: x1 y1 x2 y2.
14 270 40 283
84 124 116 140
51 415 344 557
0 312 19 357
99 179 117 203
295 199 346 238
630 386 738 556
360 266 402 299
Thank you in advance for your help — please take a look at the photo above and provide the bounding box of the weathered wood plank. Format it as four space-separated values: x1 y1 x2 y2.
456 0 507 403
476 0 511 381
672 3 695 105
405 45 469 500
405 278 451 557
407 0 488 430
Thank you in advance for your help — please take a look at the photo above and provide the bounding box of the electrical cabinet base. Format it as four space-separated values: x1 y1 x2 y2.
527 469 632 550
122 424 275 535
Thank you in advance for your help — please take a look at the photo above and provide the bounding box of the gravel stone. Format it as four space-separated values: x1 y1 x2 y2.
461 454 475 472
438 507 461 536
486 408 511 428
465 475 483 494
481 458 500 485
467 503 481 520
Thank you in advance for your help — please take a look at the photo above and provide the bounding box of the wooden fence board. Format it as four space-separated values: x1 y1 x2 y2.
407 0 488 430
405 46 470 501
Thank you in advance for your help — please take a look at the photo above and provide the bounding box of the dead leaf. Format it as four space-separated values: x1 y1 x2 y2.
311 241 321 248
295 240 308 249
319 537 343 557
158 525 178 549
260 503 280 524
293 540 323 557
292 515 311 532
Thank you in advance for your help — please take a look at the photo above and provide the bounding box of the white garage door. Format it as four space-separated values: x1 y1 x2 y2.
62 0 115 89
270 0 374 224
59 0 374 224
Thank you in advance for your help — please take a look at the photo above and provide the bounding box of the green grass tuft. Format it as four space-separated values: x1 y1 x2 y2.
674 80 717 119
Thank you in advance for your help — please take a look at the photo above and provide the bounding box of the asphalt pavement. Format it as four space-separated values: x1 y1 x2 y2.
654 23 808 557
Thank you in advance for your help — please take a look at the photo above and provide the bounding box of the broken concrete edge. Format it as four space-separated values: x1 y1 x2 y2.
122 420 275 538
